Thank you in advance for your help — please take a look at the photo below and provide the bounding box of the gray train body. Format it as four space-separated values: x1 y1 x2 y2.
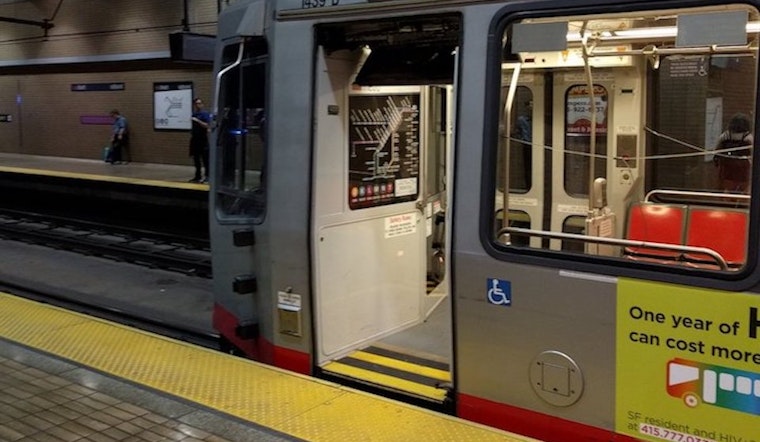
209 1 760 440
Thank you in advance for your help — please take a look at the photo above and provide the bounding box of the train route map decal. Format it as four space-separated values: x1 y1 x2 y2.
616 279 759 442
348 94 420 210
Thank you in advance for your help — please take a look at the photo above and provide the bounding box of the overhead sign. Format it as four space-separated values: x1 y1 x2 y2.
71 83 125 92
79 115 113 125
153 82 193 130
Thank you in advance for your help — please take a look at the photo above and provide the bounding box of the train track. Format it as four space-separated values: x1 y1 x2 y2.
0 208 212 278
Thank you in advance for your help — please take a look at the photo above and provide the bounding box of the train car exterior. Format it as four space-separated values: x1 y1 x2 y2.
208 0 760 440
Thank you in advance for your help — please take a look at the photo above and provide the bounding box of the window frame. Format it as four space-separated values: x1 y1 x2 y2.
480 0 760 291
214 37 270 225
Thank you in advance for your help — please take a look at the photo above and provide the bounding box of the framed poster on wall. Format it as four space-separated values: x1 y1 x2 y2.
153 82 193 130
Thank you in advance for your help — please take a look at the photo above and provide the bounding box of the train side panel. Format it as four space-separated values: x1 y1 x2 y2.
209 1 760 441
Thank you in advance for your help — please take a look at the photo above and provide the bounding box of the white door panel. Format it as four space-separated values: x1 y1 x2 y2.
312 48 428 365
317 214 423 360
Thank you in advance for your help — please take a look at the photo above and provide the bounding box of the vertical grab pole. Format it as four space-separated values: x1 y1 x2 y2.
580 23 597 212
500 64 522 242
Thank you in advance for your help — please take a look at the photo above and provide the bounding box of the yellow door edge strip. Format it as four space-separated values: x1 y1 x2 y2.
351 350 451 382
323 361 448 401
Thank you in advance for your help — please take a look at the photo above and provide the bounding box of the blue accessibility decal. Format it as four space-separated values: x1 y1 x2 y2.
487 278 511 306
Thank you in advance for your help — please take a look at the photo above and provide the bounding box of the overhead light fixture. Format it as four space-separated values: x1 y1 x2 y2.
567 21 760 42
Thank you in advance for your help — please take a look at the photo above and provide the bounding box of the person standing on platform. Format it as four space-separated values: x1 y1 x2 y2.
189 97 211 183
107 109 129 164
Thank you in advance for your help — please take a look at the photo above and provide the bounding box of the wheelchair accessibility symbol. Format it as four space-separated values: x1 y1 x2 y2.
487 278 511 306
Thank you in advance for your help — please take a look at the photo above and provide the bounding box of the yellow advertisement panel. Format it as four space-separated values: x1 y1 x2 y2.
617 279 759 441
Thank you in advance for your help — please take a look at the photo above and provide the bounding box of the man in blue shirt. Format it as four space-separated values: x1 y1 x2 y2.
189 98 211 183
514 100 532 144
108 109 128 164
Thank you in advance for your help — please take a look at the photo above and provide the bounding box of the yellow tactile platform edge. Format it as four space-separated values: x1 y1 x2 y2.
0 165 207 190
0 293 537 441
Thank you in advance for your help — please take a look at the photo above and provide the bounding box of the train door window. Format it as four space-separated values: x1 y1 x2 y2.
215 39 268 222
493 4 759 276
561 216 586 252
426 86 448 199
501 210 531 247
498 86 533 193
564 85 608 198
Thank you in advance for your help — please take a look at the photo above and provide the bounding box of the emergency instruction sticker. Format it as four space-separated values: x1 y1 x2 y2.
384 213 417 239
277 291 301 312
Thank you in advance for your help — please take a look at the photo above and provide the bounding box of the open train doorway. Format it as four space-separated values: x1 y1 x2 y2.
311 14 459 407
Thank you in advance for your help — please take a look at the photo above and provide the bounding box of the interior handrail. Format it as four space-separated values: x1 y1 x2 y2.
497 226 728 270
645 189 750 204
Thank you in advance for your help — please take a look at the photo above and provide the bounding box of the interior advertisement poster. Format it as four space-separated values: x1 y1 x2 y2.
153 82 193 130
616 279 759 442
347 94 420 210
566 84 608 134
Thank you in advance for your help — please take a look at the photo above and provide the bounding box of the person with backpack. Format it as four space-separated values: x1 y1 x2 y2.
715 113 753 193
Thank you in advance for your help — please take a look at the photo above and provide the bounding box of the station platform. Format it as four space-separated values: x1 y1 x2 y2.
0 292 536 442
0 153 207 191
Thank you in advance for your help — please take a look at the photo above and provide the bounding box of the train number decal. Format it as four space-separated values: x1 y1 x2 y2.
302 0 340 8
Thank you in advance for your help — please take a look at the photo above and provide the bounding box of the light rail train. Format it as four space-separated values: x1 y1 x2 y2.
208 0 760 440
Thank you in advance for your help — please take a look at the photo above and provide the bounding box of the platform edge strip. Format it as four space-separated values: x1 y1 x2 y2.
0 165 208 190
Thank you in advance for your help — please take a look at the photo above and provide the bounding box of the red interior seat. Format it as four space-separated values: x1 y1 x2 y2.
684 207 748 267
625 203 687 258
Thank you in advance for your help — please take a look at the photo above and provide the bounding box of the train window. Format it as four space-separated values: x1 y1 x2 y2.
494 5 759 275
497 85 533 193
215 39 268 222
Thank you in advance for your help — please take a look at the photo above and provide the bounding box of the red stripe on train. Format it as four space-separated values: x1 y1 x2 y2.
458 394 639 442
216 304 637 439
212 303 311 375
